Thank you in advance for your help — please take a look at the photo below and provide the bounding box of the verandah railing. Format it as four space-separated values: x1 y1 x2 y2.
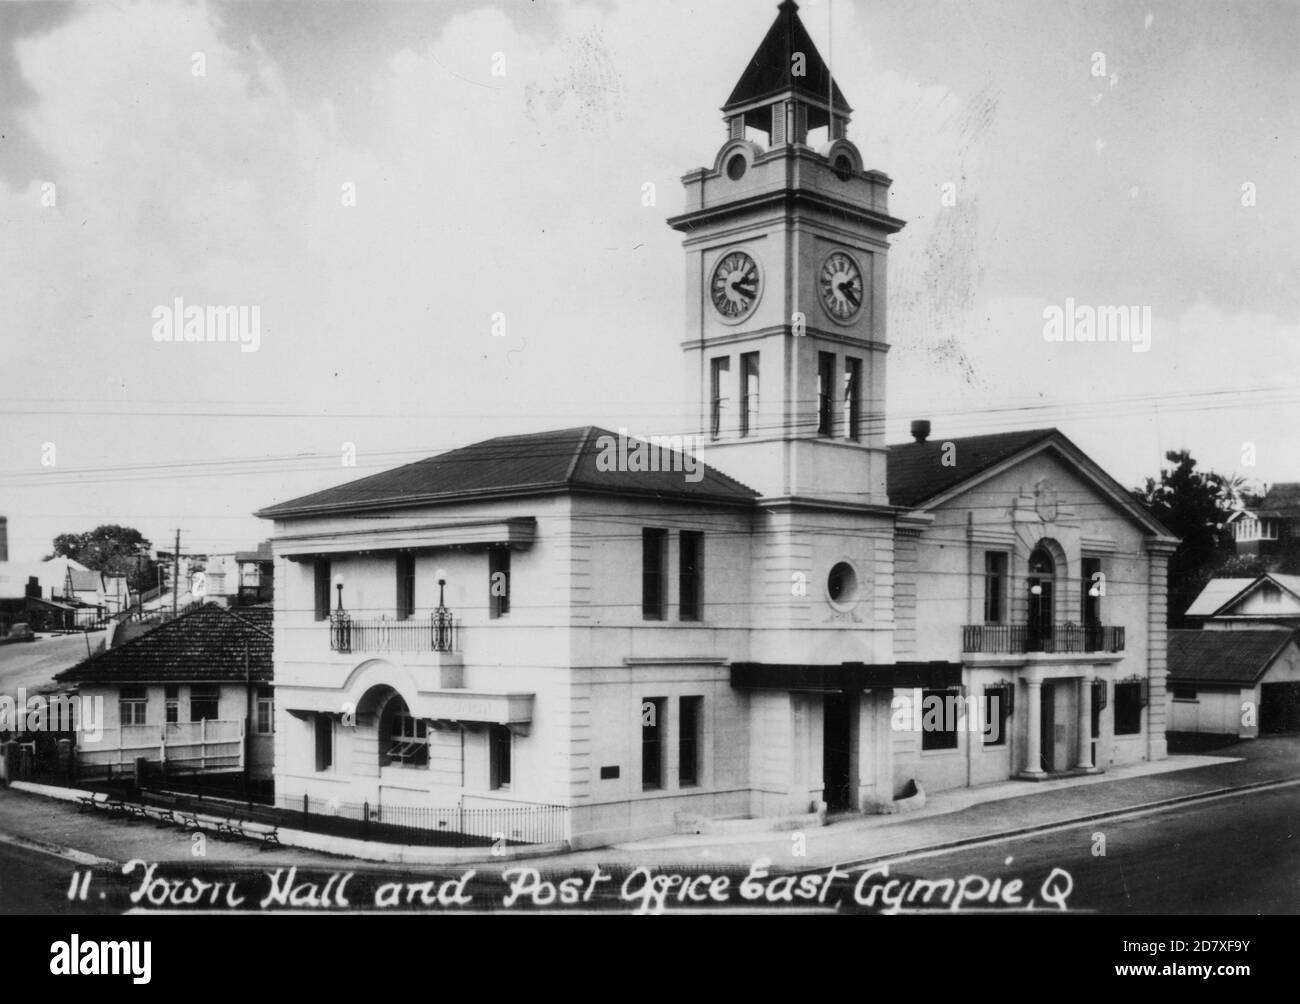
329 608 456 654
961 623 1125 655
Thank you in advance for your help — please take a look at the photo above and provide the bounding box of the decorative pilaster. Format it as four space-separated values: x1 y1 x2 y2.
1145 538 1178 762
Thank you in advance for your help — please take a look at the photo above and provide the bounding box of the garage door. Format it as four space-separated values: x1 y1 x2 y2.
1260 682 1300 734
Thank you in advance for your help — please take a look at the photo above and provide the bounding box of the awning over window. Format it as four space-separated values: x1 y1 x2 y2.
284 689 533 733
730 661 962 693
278 517 537 559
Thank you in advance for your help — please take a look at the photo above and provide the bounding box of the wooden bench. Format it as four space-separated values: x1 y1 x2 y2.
231 818 281 849
77 791 128 817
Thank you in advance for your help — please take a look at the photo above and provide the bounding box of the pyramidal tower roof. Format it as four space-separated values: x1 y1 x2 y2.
724 0 851 115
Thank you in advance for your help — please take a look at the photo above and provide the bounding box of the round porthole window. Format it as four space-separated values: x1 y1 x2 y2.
827 561 859 608
726 154 747 180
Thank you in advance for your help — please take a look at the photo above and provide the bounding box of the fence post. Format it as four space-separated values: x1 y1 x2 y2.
302 793 309 831
363 800 369 838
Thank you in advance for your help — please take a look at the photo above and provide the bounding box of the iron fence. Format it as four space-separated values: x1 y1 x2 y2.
279 793 568 847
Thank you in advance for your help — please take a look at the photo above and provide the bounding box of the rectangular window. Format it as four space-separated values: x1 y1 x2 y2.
396 553 415 620
679 696 702 786
256 685 274 735
189 684 219 723
489 725 512 790
119 685 147 727
740 352 759 437
314 559 331 621
817 352 835 436
1171 687 1198 702
642 529 667 620
920 689 960 751
642 697 666 789
983 552 1007 623
679 531 703 622
384 713 429 767
982 686 1008 747
709 357 730 438
314 714 333 772
165 684 179 725
489 546 511 618
1114 681 1143 735
1082 557 1102 628
843 357 862 440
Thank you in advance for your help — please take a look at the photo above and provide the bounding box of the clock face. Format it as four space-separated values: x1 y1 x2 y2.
819 250 864 321
710 250 760 321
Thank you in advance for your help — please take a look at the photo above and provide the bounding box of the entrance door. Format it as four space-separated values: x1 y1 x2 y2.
1040 683 1055 772
1261 682 1300 733
1028 547 1055 652
822 693 852 812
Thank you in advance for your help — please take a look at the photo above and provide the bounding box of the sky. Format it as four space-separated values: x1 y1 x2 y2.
1 0 1297 561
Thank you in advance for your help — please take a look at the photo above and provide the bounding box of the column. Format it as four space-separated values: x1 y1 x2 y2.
1021 679 1044 777
1075 678 1094 770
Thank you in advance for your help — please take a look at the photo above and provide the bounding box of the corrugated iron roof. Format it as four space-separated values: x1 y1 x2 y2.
1185 578 1256 618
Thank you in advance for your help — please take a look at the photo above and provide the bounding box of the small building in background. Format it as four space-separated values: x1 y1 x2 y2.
1184 573 1300 631
55 603 274 779
1228 483 1300 557
202 541 274 608
1168 629 1300 737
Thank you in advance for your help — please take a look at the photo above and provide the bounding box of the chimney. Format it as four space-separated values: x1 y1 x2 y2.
910 419 931 444
0 515 7 561
25 576 41 600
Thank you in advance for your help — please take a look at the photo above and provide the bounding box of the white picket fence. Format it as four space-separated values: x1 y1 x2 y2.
78 719 244 772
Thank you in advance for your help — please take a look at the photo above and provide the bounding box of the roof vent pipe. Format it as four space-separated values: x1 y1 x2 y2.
910 420 931 444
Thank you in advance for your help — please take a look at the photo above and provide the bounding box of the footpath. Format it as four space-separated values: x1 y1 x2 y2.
0 736 1296 872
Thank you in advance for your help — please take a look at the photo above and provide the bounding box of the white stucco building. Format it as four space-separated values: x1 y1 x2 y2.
256 1 1177 847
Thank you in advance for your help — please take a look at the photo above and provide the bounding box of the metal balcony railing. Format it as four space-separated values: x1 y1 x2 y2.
330 607 456 654
961 622 1125 655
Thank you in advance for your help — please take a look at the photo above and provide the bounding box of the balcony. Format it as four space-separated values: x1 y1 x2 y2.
962 623 1125 655
329 608 457 655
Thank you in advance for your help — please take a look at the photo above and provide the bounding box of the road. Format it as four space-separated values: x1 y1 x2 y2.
844 784 1299 914
0 783 1294 914
0 631 106 695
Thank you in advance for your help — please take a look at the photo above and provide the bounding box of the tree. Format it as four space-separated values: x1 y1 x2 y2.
48 525 160 594
1134 451 1235 628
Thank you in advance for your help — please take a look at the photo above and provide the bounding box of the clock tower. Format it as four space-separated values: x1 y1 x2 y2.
668 0 905 507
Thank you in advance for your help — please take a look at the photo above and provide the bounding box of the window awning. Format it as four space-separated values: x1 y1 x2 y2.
284 689 534 733
730 661 962 693
278 517 536 559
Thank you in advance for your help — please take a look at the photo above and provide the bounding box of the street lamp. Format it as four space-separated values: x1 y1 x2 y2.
436 568 447 608
333 573 345 613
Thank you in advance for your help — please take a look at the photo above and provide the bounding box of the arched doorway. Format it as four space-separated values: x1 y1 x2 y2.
1027 546 1055 652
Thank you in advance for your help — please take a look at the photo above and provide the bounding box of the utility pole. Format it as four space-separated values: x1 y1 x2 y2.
172 529 181 618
